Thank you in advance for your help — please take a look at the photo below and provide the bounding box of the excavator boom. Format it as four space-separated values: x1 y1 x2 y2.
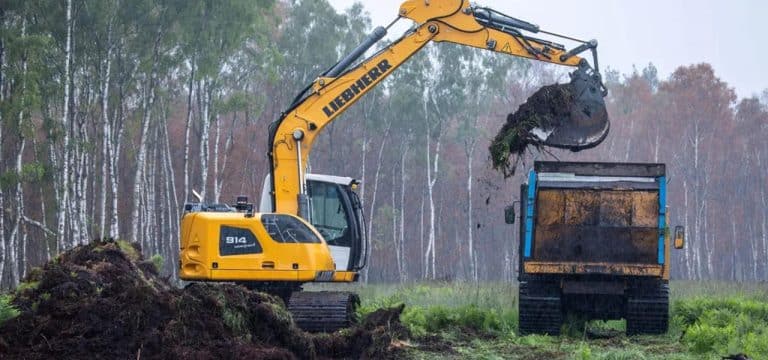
269 0 609 217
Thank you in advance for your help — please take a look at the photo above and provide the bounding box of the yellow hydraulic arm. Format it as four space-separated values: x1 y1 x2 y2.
267 0 601 216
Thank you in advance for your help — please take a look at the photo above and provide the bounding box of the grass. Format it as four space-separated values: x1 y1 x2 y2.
116 239 139 262
0 295 20 326
348 281 768 360
150 254 164 272
674 297 768 356
356 282 518 338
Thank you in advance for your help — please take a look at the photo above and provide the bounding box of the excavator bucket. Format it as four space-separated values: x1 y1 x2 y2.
490 63 609 177
536 64 609 150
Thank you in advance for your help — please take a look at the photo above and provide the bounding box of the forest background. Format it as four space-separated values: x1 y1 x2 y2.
0 0 766 289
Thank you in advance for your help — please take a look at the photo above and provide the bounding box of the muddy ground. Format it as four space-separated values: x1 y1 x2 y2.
0 240 408 360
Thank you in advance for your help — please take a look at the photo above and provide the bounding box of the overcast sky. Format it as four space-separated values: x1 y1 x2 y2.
328 0 767 98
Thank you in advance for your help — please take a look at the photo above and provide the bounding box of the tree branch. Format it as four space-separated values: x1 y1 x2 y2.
23 216 55 237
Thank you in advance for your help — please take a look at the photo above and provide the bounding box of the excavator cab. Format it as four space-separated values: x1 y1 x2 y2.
260 174 367 273
305 174 367 272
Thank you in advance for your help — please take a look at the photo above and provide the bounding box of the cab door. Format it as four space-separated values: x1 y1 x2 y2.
307 180 363 271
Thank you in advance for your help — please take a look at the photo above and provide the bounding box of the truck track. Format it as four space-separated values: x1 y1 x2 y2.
519 280 563 335
626 282 669 335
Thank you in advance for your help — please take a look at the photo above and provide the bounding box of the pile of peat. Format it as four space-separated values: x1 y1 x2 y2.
489 83 575 177
0 240 408 360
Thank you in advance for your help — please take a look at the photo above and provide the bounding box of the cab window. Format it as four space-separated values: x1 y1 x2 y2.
261 214 322 244
309 181 351 247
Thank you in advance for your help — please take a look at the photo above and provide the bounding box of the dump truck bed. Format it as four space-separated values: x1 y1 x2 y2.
521 162 667 277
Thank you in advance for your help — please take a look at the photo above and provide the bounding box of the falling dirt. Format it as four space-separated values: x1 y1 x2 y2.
489 83 576 177
0 240 408 360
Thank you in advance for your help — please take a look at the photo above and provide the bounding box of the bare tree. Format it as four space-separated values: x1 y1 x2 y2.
363 120 391 283
423 92 445 280
99 16 115 240
56 0 74 250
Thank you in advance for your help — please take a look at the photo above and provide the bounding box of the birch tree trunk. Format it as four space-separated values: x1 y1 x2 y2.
131 74 157 242
10 18 28 283
198 79 211 201
465 139 477 281
423 96 444 280
183 63 195 202
57 0 74 250
424 133 442 280
99 20 114 240
162 116 180 279
213 114 221 202
419 195 424 279
398 144 410 283
364 121 392 283
391 166 399 282
75 91 91 245
109 101 125 238
423 123 433 280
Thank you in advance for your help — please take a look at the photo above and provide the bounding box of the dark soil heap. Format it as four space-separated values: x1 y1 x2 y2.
489 83 575 177
0 240 408 360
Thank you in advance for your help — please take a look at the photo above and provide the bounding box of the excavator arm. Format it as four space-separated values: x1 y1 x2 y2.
268 0 606 217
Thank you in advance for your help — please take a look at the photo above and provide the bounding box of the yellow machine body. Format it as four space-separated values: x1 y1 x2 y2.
179 212 356 283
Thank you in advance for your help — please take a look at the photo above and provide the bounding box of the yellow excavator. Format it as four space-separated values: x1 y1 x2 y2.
179 0 609 332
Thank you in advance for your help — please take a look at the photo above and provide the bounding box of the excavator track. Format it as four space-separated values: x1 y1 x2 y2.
518 280 563 336
287 291 360 333
626 282 669 335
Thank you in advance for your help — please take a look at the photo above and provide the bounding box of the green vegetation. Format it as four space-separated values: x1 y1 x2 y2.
150 254 165 273
358 282 518 338
675 297 768 356
15 280 40 293
0 295 20 326
116 240 139 262
351 281 768 360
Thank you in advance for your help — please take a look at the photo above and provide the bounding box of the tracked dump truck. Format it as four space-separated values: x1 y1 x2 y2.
508 161 685 335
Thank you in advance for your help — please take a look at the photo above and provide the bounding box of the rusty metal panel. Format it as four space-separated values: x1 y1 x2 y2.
632 192 659 227
533 226 565 260
524 261 663 276
534 188 659 265
537 190 565 226
564 190 599 225
630 228 658 263
533 225 656 263
599 191 632 227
